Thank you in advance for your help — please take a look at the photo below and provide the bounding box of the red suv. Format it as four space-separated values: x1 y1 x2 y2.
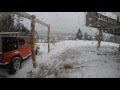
0 36 32 74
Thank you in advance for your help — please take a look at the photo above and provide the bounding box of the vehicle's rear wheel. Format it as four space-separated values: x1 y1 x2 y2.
9 57 21 74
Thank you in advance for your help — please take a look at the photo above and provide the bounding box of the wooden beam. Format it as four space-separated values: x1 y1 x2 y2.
35 18 49 27
14 12 49 26
0 12 49 27
12 12 32 19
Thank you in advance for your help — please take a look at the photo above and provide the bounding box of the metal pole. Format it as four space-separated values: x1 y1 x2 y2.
31 15 37 68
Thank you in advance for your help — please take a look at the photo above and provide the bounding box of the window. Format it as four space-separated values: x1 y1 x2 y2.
19 38 25 45
2 37 18 52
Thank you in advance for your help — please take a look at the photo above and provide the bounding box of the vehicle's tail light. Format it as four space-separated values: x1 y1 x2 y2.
0 54 3 61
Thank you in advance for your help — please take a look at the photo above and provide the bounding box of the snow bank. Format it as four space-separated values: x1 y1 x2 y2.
25 40 120 78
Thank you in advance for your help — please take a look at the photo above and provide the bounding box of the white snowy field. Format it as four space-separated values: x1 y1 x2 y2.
5 40 120 78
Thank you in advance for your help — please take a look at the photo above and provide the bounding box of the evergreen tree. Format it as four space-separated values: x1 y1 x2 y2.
15 16 30 36
0 13 30 36
0 14 15 32
76 28 82 40
84 32 88 40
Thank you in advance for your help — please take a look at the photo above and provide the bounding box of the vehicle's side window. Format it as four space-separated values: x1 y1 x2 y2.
2 37 18 52
19 38 25 45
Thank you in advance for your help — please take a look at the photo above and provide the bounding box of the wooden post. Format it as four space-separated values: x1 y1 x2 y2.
48 25 50 53
97 28 102 49
31 15 37 68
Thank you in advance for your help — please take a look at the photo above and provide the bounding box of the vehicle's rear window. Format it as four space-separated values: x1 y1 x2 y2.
2 37 18 52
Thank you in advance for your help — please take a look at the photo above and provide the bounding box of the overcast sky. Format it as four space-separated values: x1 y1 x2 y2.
21 12 116 36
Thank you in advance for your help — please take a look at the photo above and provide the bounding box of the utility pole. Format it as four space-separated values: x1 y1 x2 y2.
31 15 37 68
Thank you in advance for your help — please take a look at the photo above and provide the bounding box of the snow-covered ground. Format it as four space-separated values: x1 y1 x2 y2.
1 40 120 78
